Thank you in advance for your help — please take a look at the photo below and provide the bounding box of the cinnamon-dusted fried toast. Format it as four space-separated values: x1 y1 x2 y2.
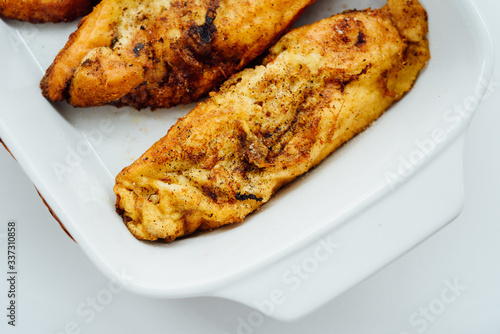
0 0 99 23
40 0 316 109
114 0 430 241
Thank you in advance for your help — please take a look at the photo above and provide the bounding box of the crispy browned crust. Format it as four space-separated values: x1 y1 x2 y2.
0 0 99 23
40 0 316 109
113 0 430 242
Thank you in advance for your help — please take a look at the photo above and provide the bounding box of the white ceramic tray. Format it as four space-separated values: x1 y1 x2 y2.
0 0 494 321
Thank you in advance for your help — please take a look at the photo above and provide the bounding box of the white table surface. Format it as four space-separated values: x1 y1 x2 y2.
1 0 499 333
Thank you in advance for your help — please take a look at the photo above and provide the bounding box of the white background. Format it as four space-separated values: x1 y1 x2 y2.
1 0 499 333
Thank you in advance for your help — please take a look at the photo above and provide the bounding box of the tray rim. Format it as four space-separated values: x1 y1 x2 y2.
0 0 495 301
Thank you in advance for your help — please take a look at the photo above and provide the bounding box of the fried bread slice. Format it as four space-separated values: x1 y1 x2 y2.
0 0 99 23
114 0 430 241
40 0 316 109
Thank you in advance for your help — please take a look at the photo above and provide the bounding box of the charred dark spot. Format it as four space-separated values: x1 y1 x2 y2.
192 9 217 44
355 31 366 47
81 58 96 67
340 35 350 44
133 43 145 57
235 193 263 202
342 9 360 14
340 64 372 93
340 78 354 93
159 62 172 87
184 1 220 64
123 215 133 223
233 166 246 175
115 200 125 217
202 185 218 201
359 63 372 75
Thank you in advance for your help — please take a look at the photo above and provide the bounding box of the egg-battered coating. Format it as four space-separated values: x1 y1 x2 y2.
0 0 99 23
114 0 430 241
40 0 316 109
